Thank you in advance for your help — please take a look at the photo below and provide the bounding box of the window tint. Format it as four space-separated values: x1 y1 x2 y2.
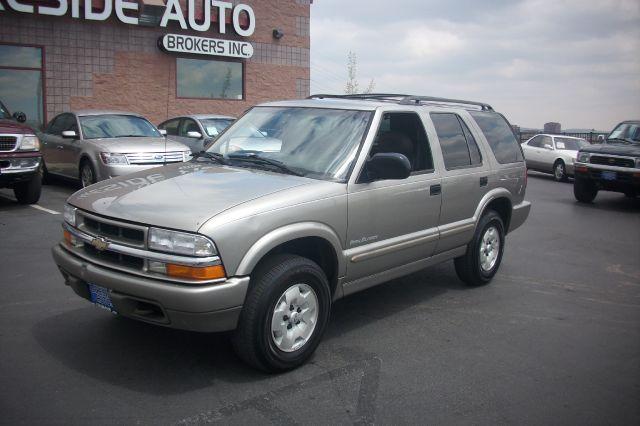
160 119 180 136
370 112 433 173
527 135 543 148
459 117 482 165
470 111 524 164
46 115 66 135
177 58 243 100
431 113 472 169
179 119 200 136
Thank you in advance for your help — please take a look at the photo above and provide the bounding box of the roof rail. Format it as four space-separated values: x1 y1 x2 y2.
308 93 493 111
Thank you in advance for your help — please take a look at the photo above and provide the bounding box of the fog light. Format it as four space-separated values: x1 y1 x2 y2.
166 264 226 280
148 261 167 274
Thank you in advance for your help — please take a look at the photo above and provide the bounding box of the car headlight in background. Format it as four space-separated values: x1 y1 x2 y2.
18 135 40 151
148 227 217 257
63 204 77 227
183 151 192 161
577 152 591 163
100 152 129 165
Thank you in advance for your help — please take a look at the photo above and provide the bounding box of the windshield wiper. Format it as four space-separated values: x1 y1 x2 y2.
606 137 632 145
227 153 304 176
116 134 147 138
192 151 228 165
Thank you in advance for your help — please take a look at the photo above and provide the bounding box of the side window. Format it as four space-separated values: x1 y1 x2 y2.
528 135 542 147
61 114 78 133
179 119 200 137
160 119 180 136
459 117 482 166
541 136 553 148
46 114 65 135
469 111 524 164
431 112 472 170
369 112 433 173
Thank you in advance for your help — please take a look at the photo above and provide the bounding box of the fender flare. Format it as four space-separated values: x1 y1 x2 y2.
473 188 513 225
235 222 346 278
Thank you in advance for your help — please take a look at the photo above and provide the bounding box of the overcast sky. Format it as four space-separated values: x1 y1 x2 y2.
310 0 640 131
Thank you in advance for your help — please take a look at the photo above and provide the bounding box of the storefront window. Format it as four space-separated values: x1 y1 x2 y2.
177 58 243 100
0 44 44 128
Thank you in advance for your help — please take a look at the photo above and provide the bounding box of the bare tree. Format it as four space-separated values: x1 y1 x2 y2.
345 51 375 95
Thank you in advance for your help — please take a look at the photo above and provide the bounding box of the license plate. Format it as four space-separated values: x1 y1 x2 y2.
601 171 617 181
88 283 117 313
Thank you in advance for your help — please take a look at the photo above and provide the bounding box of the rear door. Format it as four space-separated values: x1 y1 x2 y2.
428 112 490 253
522 135 543 170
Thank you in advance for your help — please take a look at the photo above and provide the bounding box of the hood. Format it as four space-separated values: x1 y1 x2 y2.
67 162 316 231
580 143 640 156
87 137 189 153
0 119 33 135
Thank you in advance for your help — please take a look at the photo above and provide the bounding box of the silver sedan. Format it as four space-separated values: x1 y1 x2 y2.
158 114 235 153
522 134 590 181
40 111 191 187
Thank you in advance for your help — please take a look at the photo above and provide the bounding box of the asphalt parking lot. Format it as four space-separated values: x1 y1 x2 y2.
1 174 639 425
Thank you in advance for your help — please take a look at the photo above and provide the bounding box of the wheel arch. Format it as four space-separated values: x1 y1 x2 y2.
474 189 513 234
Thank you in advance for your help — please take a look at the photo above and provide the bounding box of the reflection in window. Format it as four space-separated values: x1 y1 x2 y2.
0 44 43 128
177 58 243 100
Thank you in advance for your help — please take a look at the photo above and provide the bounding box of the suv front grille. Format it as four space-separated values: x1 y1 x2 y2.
77 211 147 248
83 245 145 269
125 151 185 165
590 155 635 168
0 136 17 152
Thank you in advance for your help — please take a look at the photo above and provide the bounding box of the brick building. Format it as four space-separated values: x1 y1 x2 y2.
0 0 311 129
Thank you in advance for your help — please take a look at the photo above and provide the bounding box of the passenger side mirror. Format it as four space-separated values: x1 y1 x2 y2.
13 111 26 123
187 131 203 139
61 130 77 139
158 129 167 136
364 153 411 182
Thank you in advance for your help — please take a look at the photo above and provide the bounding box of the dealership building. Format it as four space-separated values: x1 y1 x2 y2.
0 0 311 128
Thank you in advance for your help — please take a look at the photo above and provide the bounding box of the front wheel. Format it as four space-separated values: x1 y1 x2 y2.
14 169 42 204
574 177 597 203
454 210 505 286
553 160 567 182
232 254 331 372
80 161 96 188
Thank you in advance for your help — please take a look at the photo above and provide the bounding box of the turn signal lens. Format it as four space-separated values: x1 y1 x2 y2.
63 230 72 245
166 264 226 280
63 230 82 247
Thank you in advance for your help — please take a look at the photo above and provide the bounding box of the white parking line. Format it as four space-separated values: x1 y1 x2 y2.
30 204 61 215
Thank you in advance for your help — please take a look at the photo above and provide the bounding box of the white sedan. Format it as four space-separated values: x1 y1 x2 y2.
522 134 590 181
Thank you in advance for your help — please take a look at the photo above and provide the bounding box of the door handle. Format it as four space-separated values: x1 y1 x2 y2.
480 176 488 187
430 184 441 196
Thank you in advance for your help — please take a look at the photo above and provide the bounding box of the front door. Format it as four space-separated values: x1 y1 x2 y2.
345 111 442 282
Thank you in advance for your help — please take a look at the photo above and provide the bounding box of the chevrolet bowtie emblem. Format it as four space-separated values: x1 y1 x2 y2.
91 237 109 251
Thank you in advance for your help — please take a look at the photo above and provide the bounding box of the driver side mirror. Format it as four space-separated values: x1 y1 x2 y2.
158 129 167 136
543 144 553 150
13 111 26 123
61 130 77 139
187 131 203 139
363 153 411 182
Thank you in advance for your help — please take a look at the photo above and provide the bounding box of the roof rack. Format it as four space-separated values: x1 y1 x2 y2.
308 94 493 111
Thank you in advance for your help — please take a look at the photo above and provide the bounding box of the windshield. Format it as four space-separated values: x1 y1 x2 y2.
79 114 161 139
0 101 10 119
554 137 589 151
607 123 640 144
200 118 234 137
207 107 373 181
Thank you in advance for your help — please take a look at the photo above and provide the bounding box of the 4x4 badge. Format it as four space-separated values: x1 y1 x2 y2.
91 237 109 251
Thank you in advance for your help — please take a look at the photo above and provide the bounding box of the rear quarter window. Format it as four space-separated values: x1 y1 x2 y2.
470 111 524 164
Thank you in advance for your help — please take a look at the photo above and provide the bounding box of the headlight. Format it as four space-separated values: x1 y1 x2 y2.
64 204 77 226
148 227 217 257
100 152 128 165
183 151 192 161
577 152 591 163
19 135 40 151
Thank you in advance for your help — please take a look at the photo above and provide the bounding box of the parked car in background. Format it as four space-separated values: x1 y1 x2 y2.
573 120 640 202
40 111 191 187
522 134 590 181
0 99 42 204
158 114 235 153
53 94 530 372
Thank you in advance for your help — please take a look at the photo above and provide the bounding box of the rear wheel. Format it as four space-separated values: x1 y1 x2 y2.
454 210 505 287
553 160 567 182
232 254 331 372
14 169 42 204
574 177 597 203
80 161 96 188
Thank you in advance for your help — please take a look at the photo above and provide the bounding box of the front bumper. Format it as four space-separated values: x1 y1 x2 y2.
574 161 640 193
52 244 249 332
0 152 41 186
509 200 531 233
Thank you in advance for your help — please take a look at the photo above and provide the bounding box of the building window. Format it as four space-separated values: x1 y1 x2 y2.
0 44 44 128
176 58 243 100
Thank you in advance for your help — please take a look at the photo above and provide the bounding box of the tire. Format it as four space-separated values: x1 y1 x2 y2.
454 210 505 287
80 160 96 188
232 254 331 372
41 159 52 185
574 177 597 203
553 160 567 182
13 168 42 205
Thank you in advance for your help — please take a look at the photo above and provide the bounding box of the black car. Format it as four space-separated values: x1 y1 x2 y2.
573 120 640 203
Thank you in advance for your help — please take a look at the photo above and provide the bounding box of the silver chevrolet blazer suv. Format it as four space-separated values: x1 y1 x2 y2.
52 94 531 371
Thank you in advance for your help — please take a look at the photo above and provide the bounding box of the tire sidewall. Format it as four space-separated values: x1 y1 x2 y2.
554 161 565 182
80 161 96 188
256 260 331 370
473 213 505 282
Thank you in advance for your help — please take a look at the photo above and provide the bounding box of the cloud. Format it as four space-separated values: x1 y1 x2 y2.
311 0 640 130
